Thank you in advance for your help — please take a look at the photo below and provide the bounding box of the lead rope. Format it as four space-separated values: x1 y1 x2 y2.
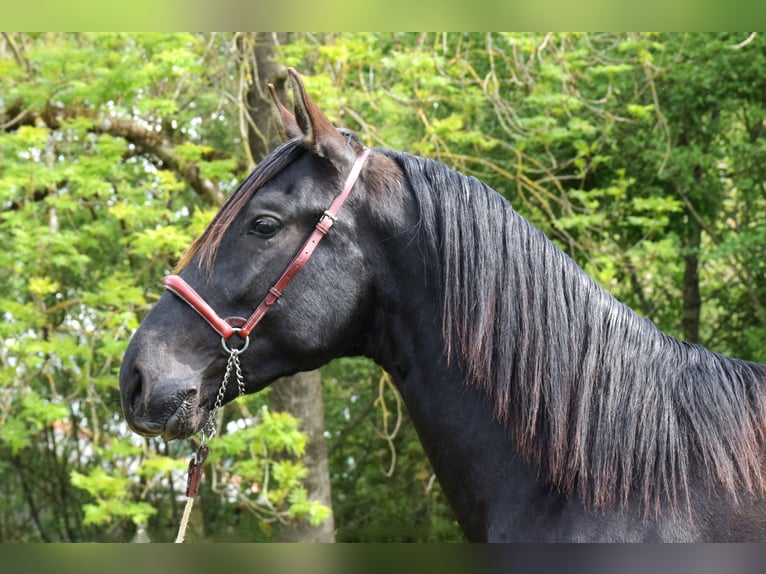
175 334 247 543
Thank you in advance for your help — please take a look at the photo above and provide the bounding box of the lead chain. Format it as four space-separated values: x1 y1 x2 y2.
200 347 246 446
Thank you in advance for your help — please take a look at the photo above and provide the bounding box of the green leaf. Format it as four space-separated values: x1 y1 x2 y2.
0 418 32 455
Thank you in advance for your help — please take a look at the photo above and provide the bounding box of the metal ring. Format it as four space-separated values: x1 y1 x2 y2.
221 328 250 354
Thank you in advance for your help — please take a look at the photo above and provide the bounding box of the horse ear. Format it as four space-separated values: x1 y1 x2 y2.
268 83 302 141
287 68 356 171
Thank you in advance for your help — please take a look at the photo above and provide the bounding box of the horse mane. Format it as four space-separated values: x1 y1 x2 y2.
385 149 766 514
174 138 305 273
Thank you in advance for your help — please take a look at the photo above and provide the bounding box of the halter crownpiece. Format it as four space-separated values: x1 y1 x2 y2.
163 146 370 346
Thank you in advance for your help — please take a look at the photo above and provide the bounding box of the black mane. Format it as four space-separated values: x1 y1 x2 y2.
386 149 766 513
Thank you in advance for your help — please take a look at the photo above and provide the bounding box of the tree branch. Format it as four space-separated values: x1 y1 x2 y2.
3 101 226 207
727 32 757 50
1 32 31 74
327 397 377 454
93 116 225 206
10 454 51 542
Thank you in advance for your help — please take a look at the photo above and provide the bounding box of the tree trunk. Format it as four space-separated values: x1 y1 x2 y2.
244 33 291 164
269 372 335 542
242 32 335 542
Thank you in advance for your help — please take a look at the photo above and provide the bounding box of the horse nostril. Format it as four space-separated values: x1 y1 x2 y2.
133 370 144 410
122 366 145 416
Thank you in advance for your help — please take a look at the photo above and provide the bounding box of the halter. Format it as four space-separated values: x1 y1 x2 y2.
163 147 370 351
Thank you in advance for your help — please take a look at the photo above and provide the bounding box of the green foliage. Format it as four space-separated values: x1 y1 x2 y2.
70 468 157 526
321 359 462 541
208 406 328 527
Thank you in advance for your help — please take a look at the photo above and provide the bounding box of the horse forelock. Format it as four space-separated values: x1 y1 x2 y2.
390 149 766 515
173 138 305 274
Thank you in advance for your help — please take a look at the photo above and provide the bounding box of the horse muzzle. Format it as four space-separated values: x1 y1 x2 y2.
119 354 208 440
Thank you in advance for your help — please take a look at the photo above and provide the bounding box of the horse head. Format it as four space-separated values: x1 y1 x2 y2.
119 70 396 440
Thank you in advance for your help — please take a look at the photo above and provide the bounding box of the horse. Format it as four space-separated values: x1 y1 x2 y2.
119 69 766 542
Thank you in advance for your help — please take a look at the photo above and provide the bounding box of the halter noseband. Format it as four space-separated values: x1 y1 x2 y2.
163 147 371 348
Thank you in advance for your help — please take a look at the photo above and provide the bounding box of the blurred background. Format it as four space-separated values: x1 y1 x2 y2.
1 32 766 542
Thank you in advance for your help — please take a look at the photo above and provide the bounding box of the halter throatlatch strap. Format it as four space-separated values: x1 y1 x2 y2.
163 147 370 343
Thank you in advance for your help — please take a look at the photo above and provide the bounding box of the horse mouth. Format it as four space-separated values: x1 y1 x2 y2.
161 394 207 441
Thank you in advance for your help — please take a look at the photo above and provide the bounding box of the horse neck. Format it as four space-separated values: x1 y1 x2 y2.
361 217 547 541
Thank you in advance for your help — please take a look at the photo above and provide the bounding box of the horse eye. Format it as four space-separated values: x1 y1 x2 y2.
248 217 282 238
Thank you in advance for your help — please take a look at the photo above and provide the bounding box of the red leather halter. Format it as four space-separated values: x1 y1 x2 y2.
163 147 371 348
